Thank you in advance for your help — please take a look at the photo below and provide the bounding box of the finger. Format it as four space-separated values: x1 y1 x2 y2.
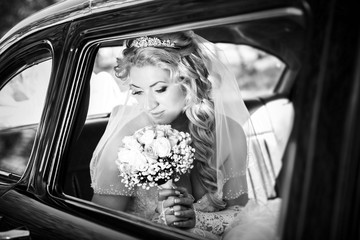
173 196 194 207
158 189 182 201
164 205 188 215
173 187 189 196
172 205 187 212
156 197 176 213
174 209 195 218
164 206 175 215
172 188 196 201
165 215 188 226
162 196 177 208
173 219 196 228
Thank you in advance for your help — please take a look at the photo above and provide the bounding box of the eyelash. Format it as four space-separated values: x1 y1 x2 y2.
131 87 167 95
131 90 142 95
155 86 167 93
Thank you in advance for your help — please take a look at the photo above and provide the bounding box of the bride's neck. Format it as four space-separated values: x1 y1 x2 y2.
171 112 189 132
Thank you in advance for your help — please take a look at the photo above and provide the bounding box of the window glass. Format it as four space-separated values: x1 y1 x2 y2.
87 47 134 116
87 44 285 117
215 44 285 99
0 60 52 177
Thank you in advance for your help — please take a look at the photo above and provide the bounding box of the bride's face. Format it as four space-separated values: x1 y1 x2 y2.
129 65 186 124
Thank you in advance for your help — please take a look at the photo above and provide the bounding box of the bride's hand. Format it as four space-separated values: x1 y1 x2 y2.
157 187 196 228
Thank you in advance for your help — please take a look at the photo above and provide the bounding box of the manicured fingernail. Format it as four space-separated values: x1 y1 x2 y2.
175 190 181 195
174 199 180 203
174 212 180 216
173 222 179 226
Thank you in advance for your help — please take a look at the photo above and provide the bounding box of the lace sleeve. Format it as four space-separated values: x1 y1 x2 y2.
194 205 242 236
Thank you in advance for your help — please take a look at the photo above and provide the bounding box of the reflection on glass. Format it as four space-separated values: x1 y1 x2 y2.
88 47 136 116
215 44 285 99
0 127 36 176
0 60 52 176
0 60 52 129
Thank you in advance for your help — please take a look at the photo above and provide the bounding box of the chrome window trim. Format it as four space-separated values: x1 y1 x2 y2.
90 7 304 45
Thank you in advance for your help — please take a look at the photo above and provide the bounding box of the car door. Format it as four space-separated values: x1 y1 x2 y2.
54 1 305 239
0 41 52 239
0 21 147 239
279 0 360 239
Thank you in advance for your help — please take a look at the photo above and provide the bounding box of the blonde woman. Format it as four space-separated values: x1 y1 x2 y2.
90 31 279 239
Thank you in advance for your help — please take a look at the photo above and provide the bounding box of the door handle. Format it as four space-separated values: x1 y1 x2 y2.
0 228 30 240
0 217 30 240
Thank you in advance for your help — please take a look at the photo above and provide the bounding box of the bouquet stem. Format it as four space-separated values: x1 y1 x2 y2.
159 179 175 189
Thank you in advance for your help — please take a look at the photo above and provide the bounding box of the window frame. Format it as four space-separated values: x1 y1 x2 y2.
49 6 305 239
86 42 287 119
0 41 53 185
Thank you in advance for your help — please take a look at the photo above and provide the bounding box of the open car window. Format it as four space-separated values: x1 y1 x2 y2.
62 11 301 239
87 44 285 117
0 59 52 180
216 43 285 98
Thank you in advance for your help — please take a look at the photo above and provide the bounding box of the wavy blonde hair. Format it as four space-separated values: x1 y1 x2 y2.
114 31 225 209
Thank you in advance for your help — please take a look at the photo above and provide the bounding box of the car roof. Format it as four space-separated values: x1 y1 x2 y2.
0 0 304 68
0 0 151 53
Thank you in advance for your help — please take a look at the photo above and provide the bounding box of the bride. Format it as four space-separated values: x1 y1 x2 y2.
89 30 281 239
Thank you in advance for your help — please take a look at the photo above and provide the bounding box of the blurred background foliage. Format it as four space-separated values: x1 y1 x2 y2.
0 0 60 38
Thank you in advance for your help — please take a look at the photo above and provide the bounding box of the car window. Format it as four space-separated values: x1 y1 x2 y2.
87 47 133 116
0 60 51 178
216 43 285 99
87 44 285 117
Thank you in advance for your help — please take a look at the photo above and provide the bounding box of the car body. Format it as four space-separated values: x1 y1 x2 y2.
0 0 359 239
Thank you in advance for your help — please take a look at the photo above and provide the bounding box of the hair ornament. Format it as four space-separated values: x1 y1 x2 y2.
131 36 176 48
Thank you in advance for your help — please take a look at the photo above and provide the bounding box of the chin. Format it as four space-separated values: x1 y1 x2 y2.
151 113 180 125
151 117 170 125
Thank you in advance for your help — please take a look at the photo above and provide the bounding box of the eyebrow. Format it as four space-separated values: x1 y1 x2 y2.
130 81 167 88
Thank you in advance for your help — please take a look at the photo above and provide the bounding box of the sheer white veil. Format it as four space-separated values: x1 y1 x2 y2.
194 34 274 204
90 31 275 204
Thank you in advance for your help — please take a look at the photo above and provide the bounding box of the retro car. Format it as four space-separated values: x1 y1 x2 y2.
0 0 358 239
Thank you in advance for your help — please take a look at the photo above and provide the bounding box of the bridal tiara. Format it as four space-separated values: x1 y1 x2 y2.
130 36 176 48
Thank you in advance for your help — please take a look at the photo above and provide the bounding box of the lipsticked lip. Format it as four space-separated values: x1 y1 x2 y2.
150 110 164 117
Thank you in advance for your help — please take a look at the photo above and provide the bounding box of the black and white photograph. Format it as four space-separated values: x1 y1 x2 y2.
0 0 358 239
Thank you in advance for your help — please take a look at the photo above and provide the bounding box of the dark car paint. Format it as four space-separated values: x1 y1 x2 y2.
0 0 298 55
279 0 360 239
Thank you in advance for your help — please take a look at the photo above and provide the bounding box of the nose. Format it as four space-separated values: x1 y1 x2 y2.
144 91 158 111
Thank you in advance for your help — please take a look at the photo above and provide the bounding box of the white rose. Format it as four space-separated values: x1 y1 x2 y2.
156 130 165 138
153 137 171 158
122 136 141 150
116 148 148 172
138 129 156 145
156 125 170 131
131 150 149 171
119 163 132 174
144 146 158 160
168 135 179 148
116 148 134 173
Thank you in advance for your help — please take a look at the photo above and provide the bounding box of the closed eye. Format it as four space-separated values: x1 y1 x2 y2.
131 89 143 95
155 86 167 93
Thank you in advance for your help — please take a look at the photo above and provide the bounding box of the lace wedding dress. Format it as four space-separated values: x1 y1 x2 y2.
91 155 281 240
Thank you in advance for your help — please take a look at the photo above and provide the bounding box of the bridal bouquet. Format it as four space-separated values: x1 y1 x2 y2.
115 125 195 190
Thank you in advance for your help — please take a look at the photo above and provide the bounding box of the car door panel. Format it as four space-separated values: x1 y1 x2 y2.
0 189 140 239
